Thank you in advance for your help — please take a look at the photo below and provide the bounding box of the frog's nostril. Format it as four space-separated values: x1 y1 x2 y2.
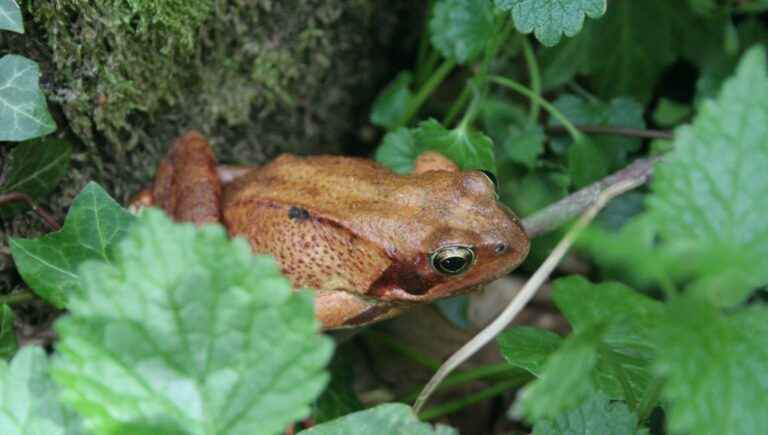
494 243 507 254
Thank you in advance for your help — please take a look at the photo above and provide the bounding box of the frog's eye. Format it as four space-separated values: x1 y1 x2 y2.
430 246 476 275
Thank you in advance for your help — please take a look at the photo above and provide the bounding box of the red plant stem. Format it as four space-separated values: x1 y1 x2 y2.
0 192 61 231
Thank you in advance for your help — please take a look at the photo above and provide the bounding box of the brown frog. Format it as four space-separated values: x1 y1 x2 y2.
132 131 530 329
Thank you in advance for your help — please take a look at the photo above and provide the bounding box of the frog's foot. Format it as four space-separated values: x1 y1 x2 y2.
133 130 223 225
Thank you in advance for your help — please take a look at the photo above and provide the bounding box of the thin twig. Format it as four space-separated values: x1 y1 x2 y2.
522 156 664 238
0 192 61 231
0 290 36 305
548 124 674 140
413 176 647 414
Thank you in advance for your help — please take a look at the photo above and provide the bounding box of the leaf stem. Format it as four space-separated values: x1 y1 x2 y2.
402 363 527 402
489 75 583 142
403 59 457 126
521 37 542 124
0 290 35 305
0 192 61 231
443 85 471 126
418 378 523 420
413 176 647 414
637 376 664 423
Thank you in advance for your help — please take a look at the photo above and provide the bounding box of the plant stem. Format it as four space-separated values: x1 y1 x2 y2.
548 124 674 140
402 363 527 402
522 156 663 238
489 75 582 142
0 290 36 305
413 176 647 414
364 331 441 370
0 192 61 231
415 0 436 72
443 85 471 126
521 37 542 124
403 59 457 126
419 378 523 420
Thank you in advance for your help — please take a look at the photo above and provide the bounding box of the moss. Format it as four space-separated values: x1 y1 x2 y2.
0 0 420 292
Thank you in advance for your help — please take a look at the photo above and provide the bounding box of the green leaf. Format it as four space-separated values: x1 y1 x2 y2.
533 390 644 435
501 125 545 169
538 0 703 100
0 305 17 359
0 346 85 435
652 98 691 127
552 277 661 401
648 46 768 305
0 0 23 33
550 95 646 175
521 324 603 420
10 182 135 307
370 71 413 130
312 349 363 424
567 136 609 188
655 300 768 435
0 138 71 216
374 127 419 174
302 403 456 435
52 209 334 435
414 119 496 174
498 326 562 377
495 0 606 47
430 0 495 64
0 55 56 141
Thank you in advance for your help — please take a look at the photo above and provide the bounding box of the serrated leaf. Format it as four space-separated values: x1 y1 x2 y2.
552 277 661 401
0 305 17 359
0 346 85 435
655 300 768 435
533 390 644 435
521 324 603 420
414 119 496 174
0 138 71 216
0 55 56 141
501 125 545 169
374 127 419 174
498 326 562 377
495 0 606 47
10 182 135 307
302 403 456 435
0 0 23 33
430 0 495 64
370 71 413 130
51 209 334 435
648 46 768 305
538 0 703 100
550 95 646 180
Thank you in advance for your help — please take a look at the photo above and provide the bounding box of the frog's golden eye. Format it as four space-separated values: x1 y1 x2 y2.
431 246 476 275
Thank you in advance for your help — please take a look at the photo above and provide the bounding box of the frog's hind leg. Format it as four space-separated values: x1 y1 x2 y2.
132 130 222 225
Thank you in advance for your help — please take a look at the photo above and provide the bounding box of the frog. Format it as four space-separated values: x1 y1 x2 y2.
132 131 530 329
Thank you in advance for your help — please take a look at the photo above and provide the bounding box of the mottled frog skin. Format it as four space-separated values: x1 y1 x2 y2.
133 131 530 329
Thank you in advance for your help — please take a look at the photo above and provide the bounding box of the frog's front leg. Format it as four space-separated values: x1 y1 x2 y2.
131 131 222 225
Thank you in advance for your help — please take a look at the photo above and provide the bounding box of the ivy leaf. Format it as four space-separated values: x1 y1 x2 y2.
374 127 419 174
430 0 495 64
52 209 334 435
533 390 645 435
0 138 71 216
498 326 562 377
495 0 606 47
302 403 456 435
567 136 609 188
10 182 135 307
0 55 56 141
648 46 768 305
0 346 85 435
414 119 496 174
370 71 413 130
0 0 23 33
0 305 16 359
655 299 768 435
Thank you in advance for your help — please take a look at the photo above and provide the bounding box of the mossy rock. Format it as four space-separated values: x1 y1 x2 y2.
0 0 420 291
